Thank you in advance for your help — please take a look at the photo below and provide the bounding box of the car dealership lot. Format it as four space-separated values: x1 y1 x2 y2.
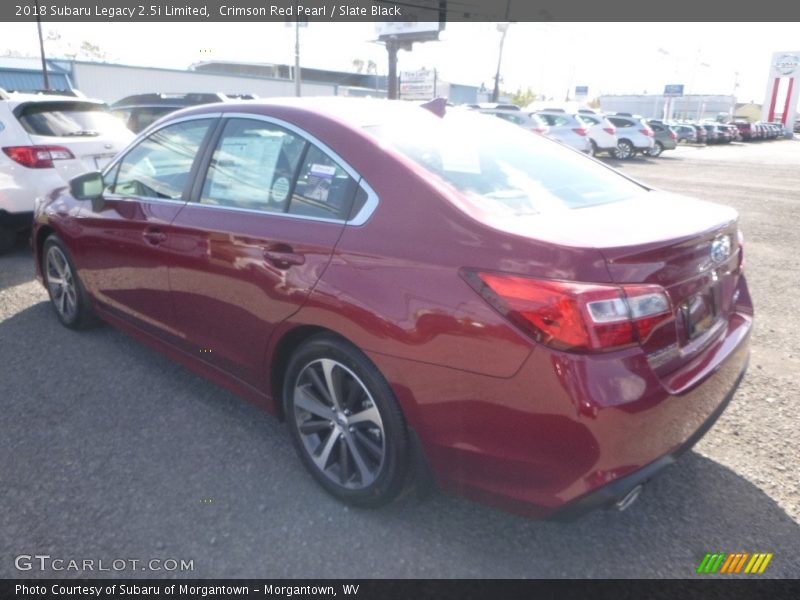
1 140 798 579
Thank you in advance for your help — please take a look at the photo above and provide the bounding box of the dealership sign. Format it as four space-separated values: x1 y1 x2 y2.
762 51 800 134
664 84 684 97
772 53 800 77
400 69 436 100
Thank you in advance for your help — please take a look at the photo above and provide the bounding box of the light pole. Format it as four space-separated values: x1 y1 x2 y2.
695 61 711 120
491 23 510 103
293 4 301 96
34 0 49 90
730 70 739 119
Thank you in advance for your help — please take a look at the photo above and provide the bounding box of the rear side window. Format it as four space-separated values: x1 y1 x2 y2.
609 117 632 128
538 114 571 127
111 118 213 200
200 117 357 220
16 101 132 138
200 118 306 214
289 146 358 220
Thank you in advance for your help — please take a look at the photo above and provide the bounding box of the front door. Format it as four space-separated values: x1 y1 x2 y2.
74 117 216 339
166 116 361 387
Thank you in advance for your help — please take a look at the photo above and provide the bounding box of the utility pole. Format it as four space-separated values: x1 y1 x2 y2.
491 23 509 103
386 39 399 99
34 0 49 90
294 10 301 96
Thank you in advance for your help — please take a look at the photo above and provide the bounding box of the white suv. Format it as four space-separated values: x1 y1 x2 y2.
576 112 618 156
606 114 656 159
0 89 134 252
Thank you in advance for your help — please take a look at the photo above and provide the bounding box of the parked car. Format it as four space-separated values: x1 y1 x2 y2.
645 121 678 157
733 121 756 141
702 123 730 144
533 111 592 153
32 99 752 519
690 124 708 145
606 114 655 159
726 123 741 141
110 92 258 133
673 125 698 144
0 88 134 253
575 112 618 156
476 108 549 135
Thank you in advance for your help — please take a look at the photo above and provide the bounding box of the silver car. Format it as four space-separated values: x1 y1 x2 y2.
534 111 592 153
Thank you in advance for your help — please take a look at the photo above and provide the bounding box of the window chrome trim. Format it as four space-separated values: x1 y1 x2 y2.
177 200 346 225
218 112 380 226
99 113 222 206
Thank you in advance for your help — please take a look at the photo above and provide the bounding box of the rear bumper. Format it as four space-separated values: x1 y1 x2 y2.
371 280 753 519
551 357 747 521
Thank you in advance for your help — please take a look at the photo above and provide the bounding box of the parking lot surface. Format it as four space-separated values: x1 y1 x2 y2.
1 140 799 579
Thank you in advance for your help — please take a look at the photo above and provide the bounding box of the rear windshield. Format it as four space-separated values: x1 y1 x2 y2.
365 109 645 215
16 101 132 138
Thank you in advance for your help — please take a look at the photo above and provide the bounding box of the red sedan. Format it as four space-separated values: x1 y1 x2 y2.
32 99 752 518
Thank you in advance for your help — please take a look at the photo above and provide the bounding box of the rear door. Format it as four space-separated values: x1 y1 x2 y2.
165 115 362 387
75 116 217 338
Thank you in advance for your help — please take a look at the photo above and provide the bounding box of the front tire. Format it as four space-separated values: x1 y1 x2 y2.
42 235 96 329
284 334 410 508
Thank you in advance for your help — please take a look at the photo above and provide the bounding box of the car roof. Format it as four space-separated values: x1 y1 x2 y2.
110 92 257 109
0 88 104 108
172 97 446 129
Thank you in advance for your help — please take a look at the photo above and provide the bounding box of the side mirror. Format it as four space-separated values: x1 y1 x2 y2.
69 171 104 200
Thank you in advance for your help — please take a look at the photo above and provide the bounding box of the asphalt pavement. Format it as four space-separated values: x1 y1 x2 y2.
1 140 798 579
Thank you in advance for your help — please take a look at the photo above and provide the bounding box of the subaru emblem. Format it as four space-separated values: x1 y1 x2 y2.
711 236 731 264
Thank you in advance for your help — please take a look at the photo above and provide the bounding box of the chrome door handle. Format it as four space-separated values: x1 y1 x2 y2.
263 248 305 268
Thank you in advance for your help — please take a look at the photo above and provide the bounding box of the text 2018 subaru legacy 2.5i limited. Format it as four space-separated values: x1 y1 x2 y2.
32 99 752 518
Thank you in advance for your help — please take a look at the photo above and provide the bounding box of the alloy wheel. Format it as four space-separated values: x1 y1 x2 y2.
615 140 633 159
292 358 386 489
46 245 78 322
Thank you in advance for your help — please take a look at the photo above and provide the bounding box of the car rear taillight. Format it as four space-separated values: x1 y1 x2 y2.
639 128 654 137
668 130 677 140
603 127 616 135
572 127 588 136
463 271 673 353
2 145 75 168
531 127 548 134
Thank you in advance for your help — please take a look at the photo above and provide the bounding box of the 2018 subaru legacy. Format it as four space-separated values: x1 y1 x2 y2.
32 99 752 518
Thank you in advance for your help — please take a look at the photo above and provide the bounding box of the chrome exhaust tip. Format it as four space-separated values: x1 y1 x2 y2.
615 484 643 512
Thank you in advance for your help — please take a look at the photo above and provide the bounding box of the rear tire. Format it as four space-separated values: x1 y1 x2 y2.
283 334 410 508
646 142 664 157
42 235 97 329
613 139 634 160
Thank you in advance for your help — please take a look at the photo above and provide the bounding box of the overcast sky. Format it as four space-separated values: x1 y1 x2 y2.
1 21 798 104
